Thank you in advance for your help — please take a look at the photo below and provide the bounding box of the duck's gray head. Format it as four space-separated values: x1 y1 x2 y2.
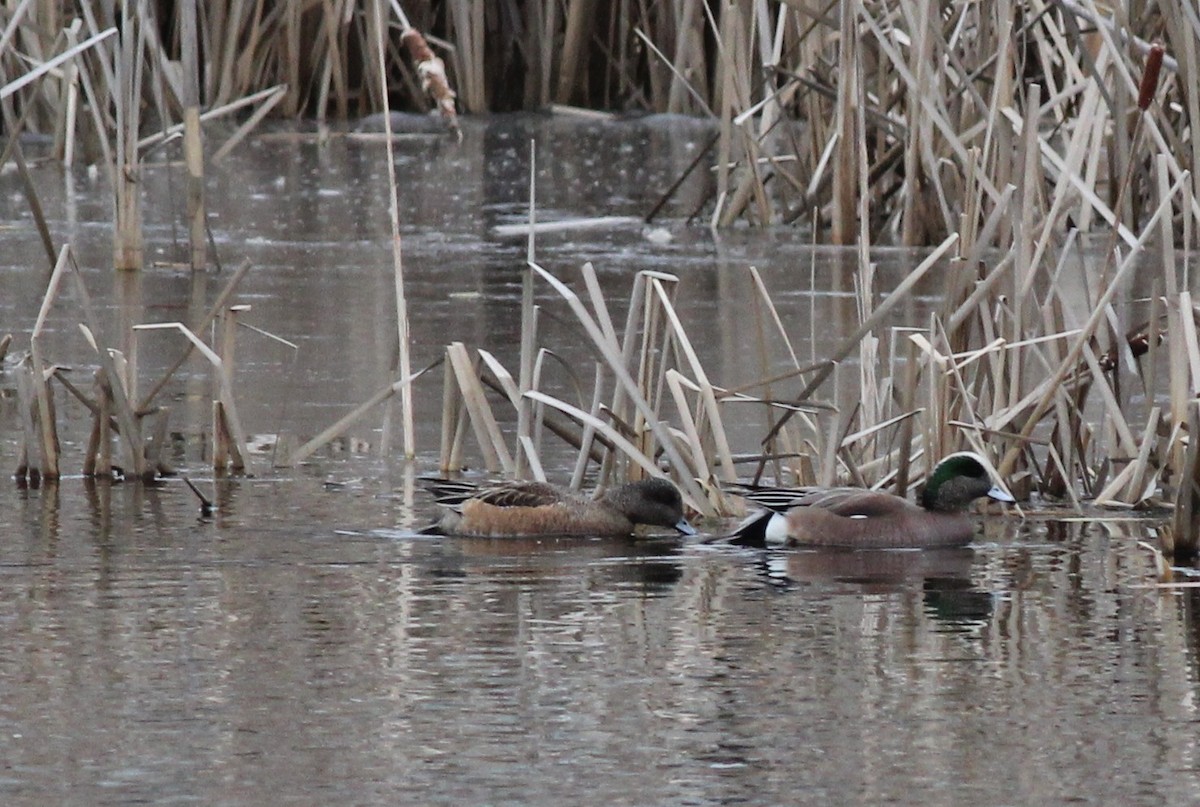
919 452 1014 512
609 478 696 535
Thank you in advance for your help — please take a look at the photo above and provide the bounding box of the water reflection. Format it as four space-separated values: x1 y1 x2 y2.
1 474 1199 804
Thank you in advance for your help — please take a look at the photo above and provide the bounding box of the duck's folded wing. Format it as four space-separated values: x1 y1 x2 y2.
419 478 483 508
801 488 912 518
723 482 814 512
420 478 568 509
726 483 909 518
472 481 566 509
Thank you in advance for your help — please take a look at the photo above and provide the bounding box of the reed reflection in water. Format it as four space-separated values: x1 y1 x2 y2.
0 476 1195 805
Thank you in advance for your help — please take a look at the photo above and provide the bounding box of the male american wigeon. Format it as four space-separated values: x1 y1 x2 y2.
726 451 1014 549
420 477 697 538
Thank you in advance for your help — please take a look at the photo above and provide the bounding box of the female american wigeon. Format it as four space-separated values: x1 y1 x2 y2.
727 451 1014 549
420 477 697 538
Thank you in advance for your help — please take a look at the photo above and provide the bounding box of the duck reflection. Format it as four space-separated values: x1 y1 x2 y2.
424 534 684 595
756 546 992 625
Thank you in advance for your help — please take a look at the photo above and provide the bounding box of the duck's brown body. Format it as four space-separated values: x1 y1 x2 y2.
735 487 976 549
728 452 1013 550
423 478 695 538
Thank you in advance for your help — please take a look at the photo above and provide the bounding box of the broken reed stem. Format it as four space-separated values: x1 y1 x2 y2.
28 246 74 479
290 361 437 466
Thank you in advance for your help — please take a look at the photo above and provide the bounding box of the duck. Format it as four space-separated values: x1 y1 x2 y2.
725 451 1014 549
420 476 697 538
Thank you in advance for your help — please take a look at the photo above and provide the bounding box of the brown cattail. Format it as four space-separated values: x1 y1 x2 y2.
401 28 460 138
1138 44 1165 111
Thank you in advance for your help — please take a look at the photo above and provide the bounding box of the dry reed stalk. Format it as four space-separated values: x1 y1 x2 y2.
84 370 113 477
829 0 857 243
512 144 539 479
646 276 736 482
14 361 39 483
217 305 249 472
556 0 596 104
374 0 416 459
183 105 205 270
136 85 288 151
136 258 252 412
528 263 709 508
212 85 288 161
27 246 74 479
110 1 144 271
1171 400 1200 559
443 0 483 112
438 355 462 472
761 232 959 447
996 169 1190 477
445 342 513 473
0 24 116 103
133 321 249 475
9 140 57 270
477 349 543 482
287 361 437 466
66 257 146 479
570 364 607 489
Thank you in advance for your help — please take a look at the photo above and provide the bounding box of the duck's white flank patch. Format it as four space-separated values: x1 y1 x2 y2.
764 513 791 545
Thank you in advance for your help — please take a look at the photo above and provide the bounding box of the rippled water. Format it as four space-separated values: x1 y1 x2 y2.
1 115 1198 805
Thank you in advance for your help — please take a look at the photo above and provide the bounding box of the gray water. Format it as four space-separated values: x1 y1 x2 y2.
1 115 1197 806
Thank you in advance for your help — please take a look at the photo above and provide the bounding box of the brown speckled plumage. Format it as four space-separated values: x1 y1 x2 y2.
421 477 695 538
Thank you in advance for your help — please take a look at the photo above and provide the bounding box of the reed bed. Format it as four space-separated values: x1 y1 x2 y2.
4 2 1196 236
6 2 1200 560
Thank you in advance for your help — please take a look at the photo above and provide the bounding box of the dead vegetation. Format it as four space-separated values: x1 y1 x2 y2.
3 3 1200 559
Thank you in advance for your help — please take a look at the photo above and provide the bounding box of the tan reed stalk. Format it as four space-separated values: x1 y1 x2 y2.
830 0 857 243
528 263 709 509
9 140 57 270
70 272 146 480
84 370 111 477
446 342 513 473
996 170 1190 477
111 2 144 271
288 362 437 466
133 321 249 474
212 86 288 161
136 84 286 152
646 275 736 482
443 0 483 111
180 0 205 270
375 0 416 459
513 144 538 478
14 361 39 482
438 356 460 472
28 247 73 479
761 232 959 447
556 0 595 104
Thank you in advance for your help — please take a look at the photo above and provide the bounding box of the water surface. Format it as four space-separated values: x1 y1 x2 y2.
1 115 1197 806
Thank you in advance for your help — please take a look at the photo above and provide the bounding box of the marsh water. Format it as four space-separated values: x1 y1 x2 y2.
2 114 1199 805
